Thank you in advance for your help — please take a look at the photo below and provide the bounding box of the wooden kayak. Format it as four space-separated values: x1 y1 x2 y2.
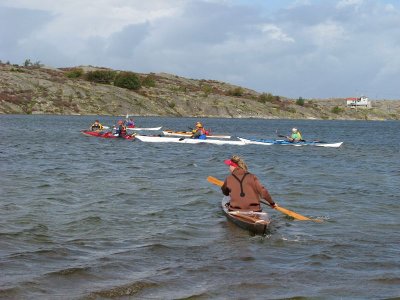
221 197 270 235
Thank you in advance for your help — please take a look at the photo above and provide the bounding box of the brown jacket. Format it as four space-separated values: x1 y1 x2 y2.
221 168 274 211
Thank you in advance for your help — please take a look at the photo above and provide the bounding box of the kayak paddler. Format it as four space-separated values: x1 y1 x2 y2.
287 128 303 142
191 121 207 139
90 120 104 131
126 118 135 128
114 120 127 137
221 155 276 212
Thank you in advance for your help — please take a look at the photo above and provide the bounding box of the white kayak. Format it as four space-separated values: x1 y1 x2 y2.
162 130 231 139
127 126 162 131
136 135 246 145
238 137 343 148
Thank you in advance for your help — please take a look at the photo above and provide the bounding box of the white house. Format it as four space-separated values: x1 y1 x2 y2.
346 96 371 108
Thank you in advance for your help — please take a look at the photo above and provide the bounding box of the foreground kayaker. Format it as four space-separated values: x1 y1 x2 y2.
221 155 276 212
90 120 104 131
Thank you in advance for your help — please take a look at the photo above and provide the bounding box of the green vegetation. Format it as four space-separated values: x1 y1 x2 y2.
201 84 213 97
10 68 25 73
85 70 116 84
258 93 274 103
141 74 156 88
228 87 243 97
114 72 141 90
331 106 344 114
65 68 84 78
296 97 305 106
286 107 297 113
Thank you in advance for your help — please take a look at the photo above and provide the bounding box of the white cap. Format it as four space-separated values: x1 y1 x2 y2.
292 128 298 132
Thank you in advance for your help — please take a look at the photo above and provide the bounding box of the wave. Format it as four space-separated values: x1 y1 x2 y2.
84 281 158 299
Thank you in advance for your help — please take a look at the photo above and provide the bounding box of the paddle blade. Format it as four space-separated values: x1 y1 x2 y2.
274 205 309 221
207 176 224 187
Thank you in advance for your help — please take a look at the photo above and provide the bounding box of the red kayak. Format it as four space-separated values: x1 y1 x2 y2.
81 130 135 140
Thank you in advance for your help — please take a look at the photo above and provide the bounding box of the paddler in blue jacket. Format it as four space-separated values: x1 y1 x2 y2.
191 122 207 139
114 120 127 137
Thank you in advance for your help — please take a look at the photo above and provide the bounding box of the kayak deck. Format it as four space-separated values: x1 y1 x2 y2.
221 197 270 235
163 130 231 139
127 126 162 131
136 135 245 145
81 130 135 140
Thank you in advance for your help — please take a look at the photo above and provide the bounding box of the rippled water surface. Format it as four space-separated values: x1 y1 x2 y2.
0 115 399 299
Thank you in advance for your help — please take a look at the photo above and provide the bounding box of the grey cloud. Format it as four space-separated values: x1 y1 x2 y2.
0 6 53 62
1 1 399 99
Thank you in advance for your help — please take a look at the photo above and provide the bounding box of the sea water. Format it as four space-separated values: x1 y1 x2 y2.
0 115 399 299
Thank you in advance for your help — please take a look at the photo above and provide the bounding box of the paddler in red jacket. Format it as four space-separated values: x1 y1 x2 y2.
221 155 276 212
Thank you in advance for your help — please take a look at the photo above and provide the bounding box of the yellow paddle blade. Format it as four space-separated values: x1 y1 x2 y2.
274 205 317 221
207 176 322 222
207 176 224 187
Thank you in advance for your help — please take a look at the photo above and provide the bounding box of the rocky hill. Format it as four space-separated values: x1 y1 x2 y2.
0 63 399 120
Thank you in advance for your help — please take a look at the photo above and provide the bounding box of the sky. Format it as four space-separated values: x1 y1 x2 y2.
0 0 399 100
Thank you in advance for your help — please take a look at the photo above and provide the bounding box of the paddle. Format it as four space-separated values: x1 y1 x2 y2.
207 176 321 222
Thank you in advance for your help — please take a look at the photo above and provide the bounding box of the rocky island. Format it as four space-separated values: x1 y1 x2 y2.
0 63 399 120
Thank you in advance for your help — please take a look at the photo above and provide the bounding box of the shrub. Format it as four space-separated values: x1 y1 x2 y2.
85 70 116 84
296 97 305 106
331 106 343 114
65 68 84 78
114 72 141 90
259 93 274 103
201 84 213 96
228 87 243 97
141 75 156 88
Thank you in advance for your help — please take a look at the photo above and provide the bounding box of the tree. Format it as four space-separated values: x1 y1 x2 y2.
296 97 305 106
24 59 32 67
